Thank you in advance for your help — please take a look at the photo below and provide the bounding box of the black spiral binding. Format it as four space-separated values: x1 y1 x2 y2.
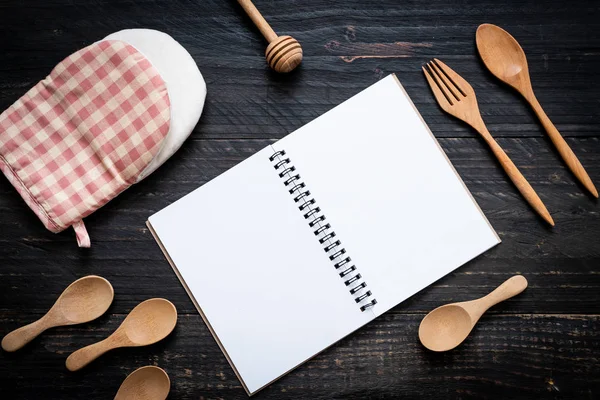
269 149 377 312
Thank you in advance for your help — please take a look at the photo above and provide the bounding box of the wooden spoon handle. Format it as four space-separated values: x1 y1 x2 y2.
528 95 598 198
2 317 50 352
236 0 278 43
480 275 528 310
66 338 113 371
480 129 554 226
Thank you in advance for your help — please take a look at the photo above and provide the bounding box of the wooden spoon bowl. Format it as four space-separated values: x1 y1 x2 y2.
419 304 474 352
123 299 178 345
476 24 530 88
2 275 114 352
114 366 170 400
58 276 115 322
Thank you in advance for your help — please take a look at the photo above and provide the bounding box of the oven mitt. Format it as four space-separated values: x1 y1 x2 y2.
0 29 206 247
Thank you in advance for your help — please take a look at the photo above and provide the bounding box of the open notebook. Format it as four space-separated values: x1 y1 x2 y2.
147 74 500 395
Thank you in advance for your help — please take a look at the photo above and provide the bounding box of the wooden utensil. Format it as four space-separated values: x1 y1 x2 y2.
476 23 598 198
2 275 114 352
114 366 170 400
66 298 177 371
423 58 555 226
236 0 303 73
419 275 528 352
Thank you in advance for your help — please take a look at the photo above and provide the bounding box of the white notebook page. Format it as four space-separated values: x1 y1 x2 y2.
273 75 500 315
148 146 373 395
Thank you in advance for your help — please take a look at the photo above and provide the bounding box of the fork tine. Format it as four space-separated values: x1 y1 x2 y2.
429 61 461 101
423 64 453 107
433 58 472 96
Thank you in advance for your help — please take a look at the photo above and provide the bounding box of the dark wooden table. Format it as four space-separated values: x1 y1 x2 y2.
1 0 599 398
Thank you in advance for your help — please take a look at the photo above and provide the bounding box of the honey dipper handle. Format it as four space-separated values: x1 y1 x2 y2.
237 0 278 43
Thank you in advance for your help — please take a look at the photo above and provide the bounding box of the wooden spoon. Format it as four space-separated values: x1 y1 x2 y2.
66 298 177 371
476 23 598 198
2 275 114 352
114 366 170 400
419 275 528 352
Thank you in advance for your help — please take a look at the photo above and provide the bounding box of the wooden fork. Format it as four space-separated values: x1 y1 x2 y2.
423 59 554 226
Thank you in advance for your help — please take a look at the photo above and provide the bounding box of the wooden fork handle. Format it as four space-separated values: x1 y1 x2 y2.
66 338 112 371
527 95 598 198
484 134 555 226
1 317 50 352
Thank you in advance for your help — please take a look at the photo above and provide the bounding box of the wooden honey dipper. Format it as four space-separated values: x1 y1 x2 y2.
236 0 303 73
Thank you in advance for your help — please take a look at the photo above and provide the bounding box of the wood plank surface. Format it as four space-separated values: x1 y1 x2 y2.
1 0 599 399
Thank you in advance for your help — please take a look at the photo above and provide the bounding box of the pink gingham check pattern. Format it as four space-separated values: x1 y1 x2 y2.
0 40 171 247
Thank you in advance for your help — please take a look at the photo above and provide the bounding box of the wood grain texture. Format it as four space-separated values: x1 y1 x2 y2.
0 0 599 399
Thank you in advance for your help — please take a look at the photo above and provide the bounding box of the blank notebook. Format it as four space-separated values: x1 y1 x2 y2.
147 74 500 395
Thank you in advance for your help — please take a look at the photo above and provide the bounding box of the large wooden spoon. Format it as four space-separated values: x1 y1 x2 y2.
66 298 177 371
2 275 114 352
114 366 170 400
476 23 598 198
419 275 528 352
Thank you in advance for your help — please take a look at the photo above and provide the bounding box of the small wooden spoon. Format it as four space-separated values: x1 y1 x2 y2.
2 275 114 352
114 366 170 400
419 275 528 352
476 23 598 198
66 298 177 371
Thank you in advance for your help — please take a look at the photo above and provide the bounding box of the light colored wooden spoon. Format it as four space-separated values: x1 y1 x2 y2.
66 298 177 371
419 275 528 352
2 275 114 352
114 366 170 400
476 23 598 198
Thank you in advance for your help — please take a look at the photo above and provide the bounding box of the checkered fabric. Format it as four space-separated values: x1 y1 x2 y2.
0 40 171 247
